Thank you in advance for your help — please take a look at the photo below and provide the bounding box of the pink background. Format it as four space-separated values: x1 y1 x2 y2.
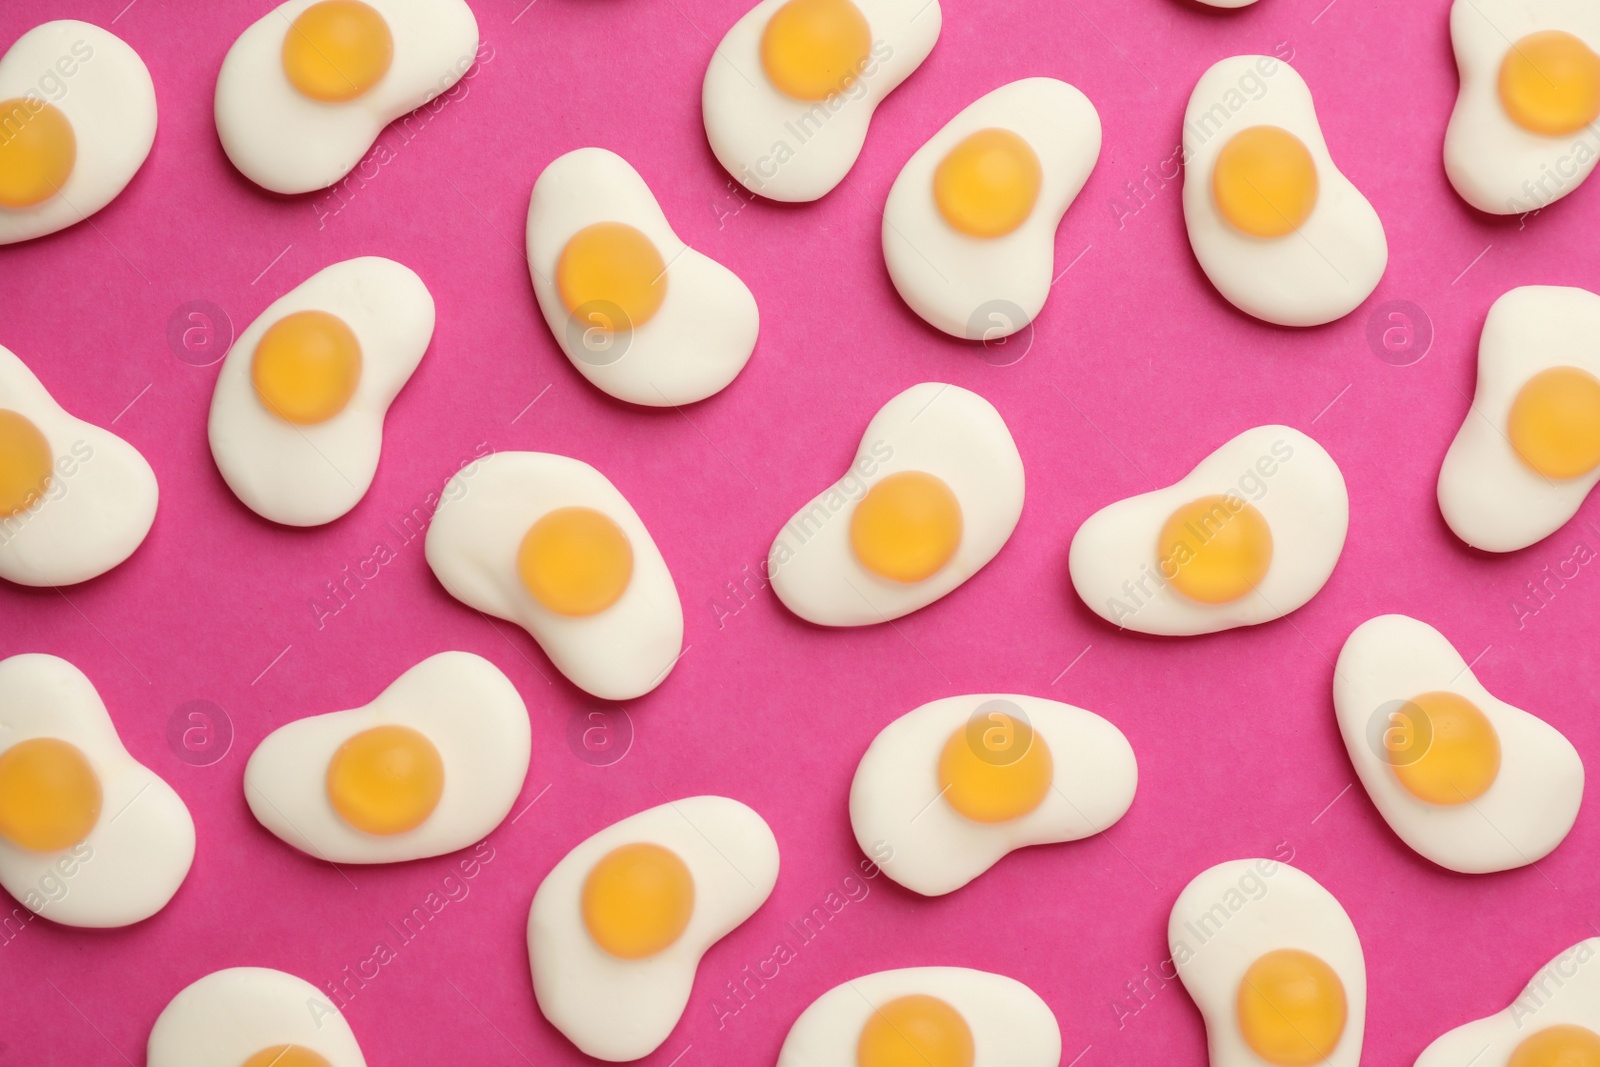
3 0 1600 1062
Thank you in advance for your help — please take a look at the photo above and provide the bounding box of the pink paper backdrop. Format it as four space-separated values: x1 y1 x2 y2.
3 0 1599 1062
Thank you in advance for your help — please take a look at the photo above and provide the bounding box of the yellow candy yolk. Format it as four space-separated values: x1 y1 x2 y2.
1509 1024 1600 1067
1389 691 1501 806
849 471 963 583
0 409 52 517
581 842 694 959
556 222 668 333
281 0 394 103
1499 31 1600 137
0 738 102 853
1158 494 1273 604
856 994 975 1067
1508 366 1600 480
517 506 634 617
1236 949 1348 1066
933 128 1043 239
760 0 872 101
937 715 1053 824
325 725 444 836
241 1047 334 1067
0 98 75 208
251 310 363 425
1212 125 1319 239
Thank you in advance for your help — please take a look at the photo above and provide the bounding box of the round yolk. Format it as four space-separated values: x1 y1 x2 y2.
581 842 694 959
325 725 444 836
251 310 363 425
0 738 102 853
760 0 872 102
1389 691 1501 806
856 994 975 1067
932 128 1043 239
281 0 394 103
1499 31 1600 137
0 99 75 208
1508 366 1600 480
0 409 53 518
849 472 963 583
555 222 668 333
241 1047 335 1067
1509 1024 1600 1067
1212 125 1319 239
936 717 1053 824
516 506 634 617
1236 949 1348 1067
1158 495 1273 604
